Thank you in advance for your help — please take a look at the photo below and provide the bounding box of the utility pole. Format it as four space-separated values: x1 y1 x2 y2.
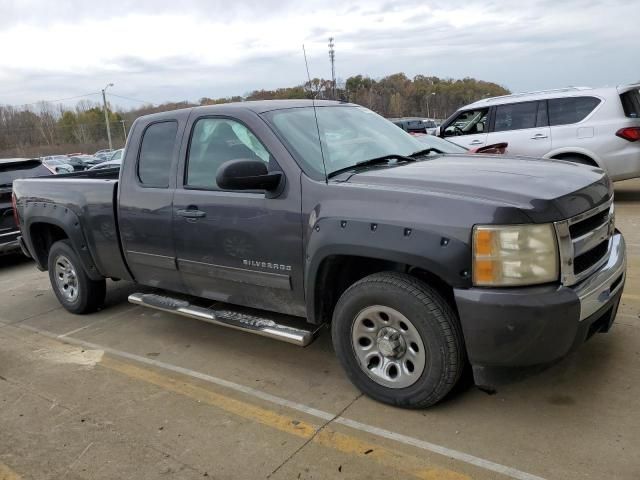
120 120 127 141
328 37 336 99
426 92 436 119
102 83 114 150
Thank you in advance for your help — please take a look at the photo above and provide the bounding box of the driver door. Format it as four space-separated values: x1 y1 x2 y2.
441 108 489 149
172 115 305 317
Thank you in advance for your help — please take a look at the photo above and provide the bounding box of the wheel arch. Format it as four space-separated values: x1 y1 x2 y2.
544 148 603 169
23 204 104 281
306 251 460 325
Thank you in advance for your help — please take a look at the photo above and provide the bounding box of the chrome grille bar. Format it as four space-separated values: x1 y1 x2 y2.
554 198 614 286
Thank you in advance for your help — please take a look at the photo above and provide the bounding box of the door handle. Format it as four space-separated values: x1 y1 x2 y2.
176 208 206 219
531 133 548 139
469 140 483 145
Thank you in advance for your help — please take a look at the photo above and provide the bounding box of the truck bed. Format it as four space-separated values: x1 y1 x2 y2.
13 175 131 281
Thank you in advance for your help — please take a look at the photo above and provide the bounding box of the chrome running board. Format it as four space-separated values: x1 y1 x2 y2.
128 293 318 346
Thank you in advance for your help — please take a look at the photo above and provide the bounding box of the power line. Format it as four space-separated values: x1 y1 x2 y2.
1 91 155 109
1 92 101 108
107 93 155 105
0 120 129 134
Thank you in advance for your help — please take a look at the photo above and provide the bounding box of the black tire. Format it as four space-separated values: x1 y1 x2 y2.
47 239 106 314
331 272 465 408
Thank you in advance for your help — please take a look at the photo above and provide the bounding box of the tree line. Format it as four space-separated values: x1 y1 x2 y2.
1 73 509 158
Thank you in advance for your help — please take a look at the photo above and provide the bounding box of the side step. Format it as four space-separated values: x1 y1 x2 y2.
128 293 319 347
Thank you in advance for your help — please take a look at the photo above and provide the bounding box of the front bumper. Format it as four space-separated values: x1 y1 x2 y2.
454 231 626 369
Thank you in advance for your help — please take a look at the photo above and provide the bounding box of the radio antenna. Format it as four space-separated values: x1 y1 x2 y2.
303 44 328 183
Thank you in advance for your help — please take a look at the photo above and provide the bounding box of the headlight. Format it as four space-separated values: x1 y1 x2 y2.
472 224 559 286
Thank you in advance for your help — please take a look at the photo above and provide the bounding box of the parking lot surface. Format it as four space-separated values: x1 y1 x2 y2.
1 179 639 480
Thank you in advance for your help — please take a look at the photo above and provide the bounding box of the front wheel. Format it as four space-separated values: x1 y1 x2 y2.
48 240 106 314
332 272 465 408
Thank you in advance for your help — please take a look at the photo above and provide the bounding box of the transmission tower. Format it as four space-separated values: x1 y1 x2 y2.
328 37 336 99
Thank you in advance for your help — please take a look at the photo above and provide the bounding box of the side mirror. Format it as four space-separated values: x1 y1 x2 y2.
216 158 282 192
435 126 441 137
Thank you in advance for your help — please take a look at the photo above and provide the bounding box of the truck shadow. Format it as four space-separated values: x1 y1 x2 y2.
614 189 640 202
0 253 32 270
614 179 640 202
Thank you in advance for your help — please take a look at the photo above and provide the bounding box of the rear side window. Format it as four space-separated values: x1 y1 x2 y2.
548 96 601 126
620 89 640 118
137 121 178 187
493 101 538 132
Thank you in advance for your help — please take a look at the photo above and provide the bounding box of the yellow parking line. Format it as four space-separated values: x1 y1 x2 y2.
0 463 21 480
101 356 470 480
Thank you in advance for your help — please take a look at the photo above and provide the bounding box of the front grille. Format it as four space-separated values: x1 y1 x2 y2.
555 199 614 286
569 209 609 238
574 240 608 274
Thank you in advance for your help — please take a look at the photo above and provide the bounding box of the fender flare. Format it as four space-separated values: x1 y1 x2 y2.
303 217 471 323
22 201 104 281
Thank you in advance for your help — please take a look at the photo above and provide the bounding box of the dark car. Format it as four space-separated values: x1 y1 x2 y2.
71 155 103 167
13 100 626 408
390 117 438 134
42 155 86 172
1 158 52 254
89 159 121 171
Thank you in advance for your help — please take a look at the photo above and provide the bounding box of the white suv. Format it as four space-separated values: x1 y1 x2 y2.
437 85 640 181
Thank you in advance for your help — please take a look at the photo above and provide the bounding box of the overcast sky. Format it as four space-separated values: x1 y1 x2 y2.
0 0 637 110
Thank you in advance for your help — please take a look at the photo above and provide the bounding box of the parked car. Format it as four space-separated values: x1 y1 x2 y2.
89 159 121 171
1 158 52 254
108 149 124 162
41 158 74 174
411 133 508 154
42 155 86 172
94 149 113 161
71 155 103 167
14 100 626 408
391 117 438 135
437 84 640 181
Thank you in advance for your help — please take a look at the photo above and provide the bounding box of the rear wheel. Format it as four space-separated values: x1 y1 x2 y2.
48 240 106 314
332 272 465 408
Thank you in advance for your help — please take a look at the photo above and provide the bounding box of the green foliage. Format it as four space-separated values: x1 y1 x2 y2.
0 73 509 155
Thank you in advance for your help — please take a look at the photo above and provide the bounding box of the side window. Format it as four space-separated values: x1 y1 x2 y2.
548 96 601 126
536 100 548 127
186 118 270 190
443 109 488 137
620 89 640 118
493 102 538 132
137 121 178 188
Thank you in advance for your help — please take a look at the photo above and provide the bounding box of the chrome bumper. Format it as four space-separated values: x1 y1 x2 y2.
575 232 626 321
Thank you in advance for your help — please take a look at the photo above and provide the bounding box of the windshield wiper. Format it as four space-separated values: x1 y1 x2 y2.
327 154 416 179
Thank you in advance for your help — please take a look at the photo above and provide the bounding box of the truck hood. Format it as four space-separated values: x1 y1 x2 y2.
343 155 611 222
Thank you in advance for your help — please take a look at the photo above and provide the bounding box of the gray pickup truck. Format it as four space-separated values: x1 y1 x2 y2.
13 100 626 408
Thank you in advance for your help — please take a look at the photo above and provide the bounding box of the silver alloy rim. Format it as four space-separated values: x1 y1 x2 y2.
351 305 427 389
54 255 79 302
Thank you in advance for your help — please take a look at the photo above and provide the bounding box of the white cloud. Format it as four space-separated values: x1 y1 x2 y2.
0 0 637 108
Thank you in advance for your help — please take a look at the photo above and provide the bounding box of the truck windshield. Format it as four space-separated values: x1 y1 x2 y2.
264 105 439 180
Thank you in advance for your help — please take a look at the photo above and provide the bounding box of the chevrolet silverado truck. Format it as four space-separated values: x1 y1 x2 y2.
13 100 627 408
